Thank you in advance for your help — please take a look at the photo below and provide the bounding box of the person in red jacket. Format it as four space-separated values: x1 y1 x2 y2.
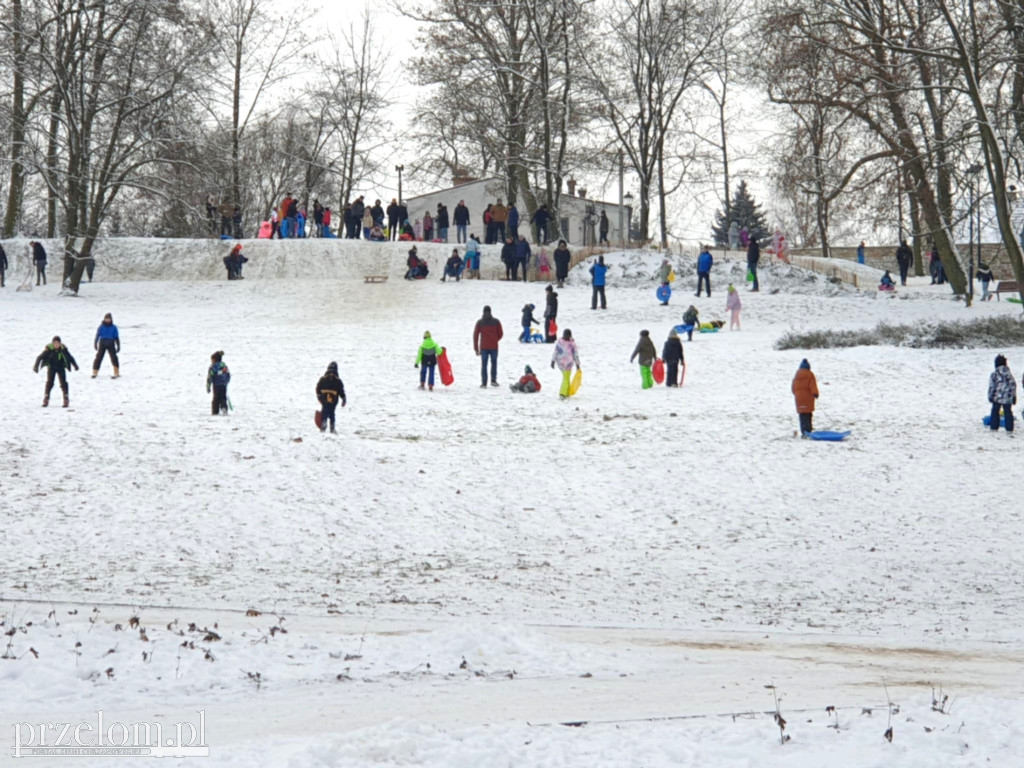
473 305 504 388
510 365 542 393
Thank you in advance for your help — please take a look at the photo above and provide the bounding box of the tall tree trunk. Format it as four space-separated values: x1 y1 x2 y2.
3 0 26 238
46 91 61 237
908 188 924 277
232 37 243 206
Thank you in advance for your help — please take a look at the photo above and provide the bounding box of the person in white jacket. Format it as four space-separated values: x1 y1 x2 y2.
551 329 581 399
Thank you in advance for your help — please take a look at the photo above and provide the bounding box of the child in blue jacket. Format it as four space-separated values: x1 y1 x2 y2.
206 351 231 415
520 303 541 343
92 312 120 378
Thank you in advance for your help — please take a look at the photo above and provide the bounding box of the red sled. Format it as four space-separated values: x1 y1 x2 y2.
314 410 323 429
438 348 454 386
548 319 557 338
652 358 666 384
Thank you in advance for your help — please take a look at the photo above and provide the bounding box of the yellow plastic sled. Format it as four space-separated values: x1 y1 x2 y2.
569 369 583 395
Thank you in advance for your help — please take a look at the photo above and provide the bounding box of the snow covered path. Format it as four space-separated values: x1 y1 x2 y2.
2 251 1023 764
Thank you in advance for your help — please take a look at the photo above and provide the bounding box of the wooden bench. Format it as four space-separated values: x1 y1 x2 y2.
363 275 388 284
994 280 1019 300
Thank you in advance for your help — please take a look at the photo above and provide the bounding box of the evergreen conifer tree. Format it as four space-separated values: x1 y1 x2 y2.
712 181 771 246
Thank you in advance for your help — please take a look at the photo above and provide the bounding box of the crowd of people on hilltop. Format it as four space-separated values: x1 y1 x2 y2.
207 190 576 247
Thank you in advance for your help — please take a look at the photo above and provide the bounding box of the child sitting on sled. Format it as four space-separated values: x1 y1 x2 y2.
879 271 896 291
510 365 542 393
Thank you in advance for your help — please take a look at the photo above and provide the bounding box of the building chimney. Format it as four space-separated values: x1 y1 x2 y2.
452 172 477 187
567 177 576 197
578 187 587 200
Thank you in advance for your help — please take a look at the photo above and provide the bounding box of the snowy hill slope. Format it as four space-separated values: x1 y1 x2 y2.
0 237 505 283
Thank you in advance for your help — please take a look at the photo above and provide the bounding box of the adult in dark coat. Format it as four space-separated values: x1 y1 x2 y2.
396 202 409 231
371 199 384 226
531 205 551 244
387 199 400 240
30 240 47 285
895 240 913 286
599 211 610 245
746 238 760 292
436 203 450 242
543 285 558 343
453 200 470 243
661 329 684 387
553 240 571 288
515 235 532 283
501 237 516 280
351 197 365 239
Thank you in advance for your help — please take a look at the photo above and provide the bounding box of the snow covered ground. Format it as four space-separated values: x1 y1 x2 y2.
1 244 1022 765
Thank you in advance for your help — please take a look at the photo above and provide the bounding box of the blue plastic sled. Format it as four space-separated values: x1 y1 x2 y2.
656 284 672 303
529 333 545 343
983 415 1012 427
804 430 852 441
219 234 234 240
674 324 694 334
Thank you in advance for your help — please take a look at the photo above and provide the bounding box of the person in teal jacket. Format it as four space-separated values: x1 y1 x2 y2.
206 351 231 415
415 331 443 390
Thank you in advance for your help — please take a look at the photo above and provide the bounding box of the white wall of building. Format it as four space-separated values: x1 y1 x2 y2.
405 177 630 246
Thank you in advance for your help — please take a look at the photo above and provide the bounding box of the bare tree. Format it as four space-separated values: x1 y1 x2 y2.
579 0 727 247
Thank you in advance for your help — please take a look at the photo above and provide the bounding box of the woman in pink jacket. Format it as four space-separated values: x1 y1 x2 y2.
725 283 742 330
551 329 581 399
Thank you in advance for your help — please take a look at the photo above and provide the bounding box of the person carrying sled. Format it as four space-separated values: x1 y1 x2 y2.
746 236 760 292
34 336 79 407
92 313 120 378
725 284 742 330
473 305 503 387
510 365 542 393
316 361 346 433
630 330 657 390
551 328 581 399
682 305 700 341
792 358 819 434
543 284 558 343
442 250 464 282
662 329 684 387
206 351 231 416
415 332 443 391
520 303 541 343
988 354 1017 433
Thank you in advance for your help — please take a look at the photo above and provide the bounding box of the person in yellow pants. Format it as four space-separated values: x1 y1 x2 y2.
551 328 581 399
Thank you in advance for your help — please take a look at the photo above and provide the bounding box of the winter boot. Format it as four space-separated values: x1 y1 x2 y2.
429 385 433 391
42 394 49 407
91 370 98 378
112 367 120 378
418 383 425 390
62 394 69 408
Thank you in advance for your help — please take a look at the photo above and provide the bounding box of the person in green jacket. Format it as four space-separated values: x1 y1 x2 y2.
34 335 80 407
415 331 443 391
630 329 657 389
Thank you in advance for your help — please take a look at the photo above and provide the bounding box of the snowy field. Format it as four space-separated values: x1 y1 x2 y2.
1 245 1023 765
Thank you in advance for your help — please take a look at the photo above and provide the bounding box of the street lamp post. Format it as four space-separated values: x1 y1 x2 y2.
624 191 634 247
395 164 404 204
967 163 983 300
